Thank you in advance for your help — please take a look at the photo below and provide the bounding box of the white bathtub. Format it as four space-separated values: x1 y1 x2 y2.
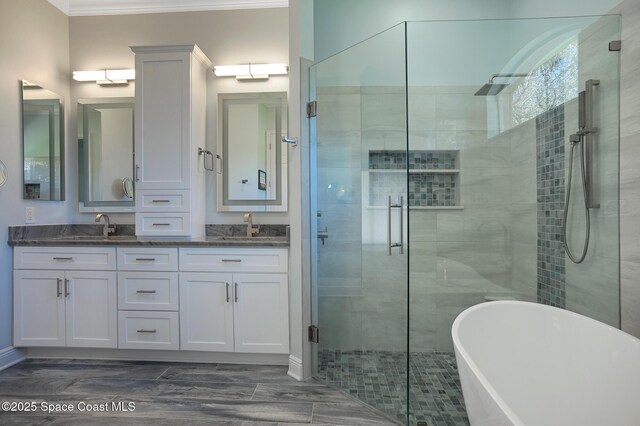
452 301 640 426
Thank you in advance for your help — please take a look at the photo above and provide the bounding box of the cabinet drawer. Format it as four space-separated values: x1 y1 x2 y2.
14 247 116 271
179 248 288 273
136 190 190 212
117 247 178 271
135 213 191 236
118 272 179 311
118 311 179 350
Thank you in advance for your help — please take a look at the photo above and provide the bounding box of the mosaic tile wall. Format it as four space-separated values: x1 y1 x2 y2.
369 151 457 170
536 105 566 308
369 151 459 207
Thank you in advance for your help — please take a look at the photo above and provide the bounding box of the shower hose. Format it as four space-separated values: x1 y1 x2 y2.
562 138 590 264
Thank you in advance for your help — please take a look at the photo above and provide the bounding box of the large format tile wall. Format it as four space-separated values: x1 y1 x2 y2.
564 15 621 327
316 85 519 353
616 0 640 338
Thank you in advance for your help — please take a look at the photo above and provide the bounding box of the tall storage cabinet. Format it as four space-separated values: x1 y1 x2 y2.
132 44 211 239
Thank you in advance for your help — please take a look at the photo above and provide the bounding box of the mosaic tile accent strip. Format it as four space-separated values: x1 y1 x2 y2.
535 105 566 308
369 150 459 208
369 151 457 170
369 172 457 207
317 350 469 426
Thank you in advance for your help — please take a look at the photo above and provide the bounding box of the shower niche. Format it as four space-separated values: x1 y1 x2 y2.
366 149 461 208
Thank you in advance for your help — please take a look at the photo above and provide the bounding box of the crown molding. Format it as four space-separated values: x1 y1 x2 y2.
48 0 287 16
47 0 70 15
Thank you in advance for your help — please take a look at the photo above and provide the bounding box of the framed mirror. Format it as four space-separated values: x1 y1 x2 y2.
21 80 64 200
217 92 288 212
77 98 135 212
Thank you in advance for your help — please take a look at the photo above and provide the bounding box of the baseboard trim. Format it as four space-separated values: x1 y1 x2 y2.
25 347 289 365
0 347 26 371
287 354 304 381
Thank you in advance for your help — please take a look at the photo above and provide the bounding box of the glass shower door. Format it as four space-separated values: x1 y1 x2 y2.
310 23 410 423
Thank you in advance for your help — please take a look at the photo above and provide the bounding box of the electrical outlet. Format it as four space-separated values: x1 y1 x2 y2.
25 207 35 224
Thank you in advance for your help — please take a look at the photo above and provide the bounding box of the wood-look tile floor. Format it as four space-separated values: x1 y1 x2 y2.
0 359 398 425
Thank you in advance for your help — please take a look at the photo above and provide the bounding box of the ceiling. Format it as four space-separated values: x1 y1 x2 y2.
47 0 288 16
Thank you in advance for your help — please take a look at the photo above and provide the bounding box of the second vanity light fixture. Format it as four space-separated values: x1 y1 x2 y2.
213 63 288 80
72 69 135 86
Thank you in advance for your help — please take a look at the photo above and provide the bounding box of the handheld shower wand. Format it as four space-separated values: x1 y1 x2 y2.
563 79 600 264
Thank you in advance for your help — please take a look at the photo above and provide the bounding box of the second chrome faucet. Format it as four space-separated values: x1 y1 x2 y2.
243 213 260 237
95 214 116 237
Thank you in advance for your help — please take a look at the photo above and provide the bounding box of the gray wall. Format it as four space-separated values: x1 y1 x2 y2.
0 0 70 351
68 7 289 225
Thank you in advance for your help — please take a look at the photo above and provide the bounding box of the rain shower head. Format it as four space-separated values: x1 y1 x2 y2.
474 73 529 96
474 83 509 96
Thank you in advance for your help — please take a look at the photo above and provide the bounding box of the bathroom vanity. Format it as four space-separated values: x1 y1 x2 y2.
9 226 290 365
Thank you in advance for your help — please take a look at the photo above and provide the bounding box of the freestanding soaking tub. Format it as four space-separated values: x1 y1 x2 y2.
452 301 640 426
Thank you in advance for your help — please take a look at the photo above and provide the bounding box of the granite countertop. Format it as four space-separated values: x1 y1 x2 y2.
8 224 290 248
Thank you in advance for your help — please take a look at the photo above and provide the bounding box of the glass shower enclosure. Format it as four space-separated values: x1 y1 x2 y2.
310 15 620 425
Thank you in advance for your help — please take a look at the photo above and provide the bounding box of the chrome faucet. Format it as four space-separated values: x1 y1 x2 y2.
95 214 116 237
243 213 260 237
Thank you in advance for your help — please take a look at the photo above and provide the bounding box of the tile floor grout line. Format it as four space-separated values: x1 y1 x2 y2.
250 384 259 401
155 367 172 380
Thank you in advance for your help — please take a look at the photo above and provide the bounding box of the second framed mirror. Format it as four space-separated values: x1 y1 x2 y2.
77 97 135 212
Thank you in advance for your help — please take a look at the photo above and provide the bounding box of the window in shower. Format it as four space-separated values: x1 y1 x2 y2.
511 39 579 125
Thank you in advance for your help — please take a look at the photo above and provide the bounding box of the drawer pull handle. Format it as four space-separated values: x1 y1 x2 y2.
226 282 230 302
56 278 62 297
152 223 171 226
137 329 157 333
136 290 157 294
135 258 156 262
64 278 70 297
151 200 170 203
53 257 73 261
222 259 242 263
234 282 239 302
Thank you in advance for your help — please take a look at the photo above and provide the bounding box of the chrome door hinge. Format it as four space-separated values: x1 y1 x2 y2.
307 101 317 118
308 325 319 343
609 40 621 51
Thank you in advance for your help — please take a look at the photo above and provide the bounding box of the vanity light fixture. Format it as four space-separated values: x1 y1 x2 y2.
213 63 288 80
72 69 135 86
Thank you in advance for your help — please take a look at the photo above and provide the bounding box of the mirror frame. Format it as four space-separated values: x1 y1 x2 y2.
77 97 135 213
216 91 288 212
21 80 65 201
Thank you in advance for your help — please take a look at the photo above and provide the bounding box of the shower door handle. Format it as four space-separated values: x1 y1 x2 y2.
387 196 404 256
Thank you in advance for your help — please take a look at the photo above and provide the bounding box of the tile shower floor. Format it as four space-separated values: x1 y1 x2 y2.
317 350 469 426
0 358 395 425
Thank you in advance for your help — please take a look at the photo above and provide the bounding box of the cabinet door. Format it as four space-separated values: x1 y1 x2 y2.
233 273 289 354
65 271 117 348
13 270 65 347
179 272 234 352
135 51 190 190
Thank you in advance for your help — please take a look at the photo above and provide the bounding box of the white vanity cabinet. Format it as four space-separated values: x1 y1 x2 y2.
117 247 180 350
179 248 290 354
13 247 117 348
132 44 211 239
